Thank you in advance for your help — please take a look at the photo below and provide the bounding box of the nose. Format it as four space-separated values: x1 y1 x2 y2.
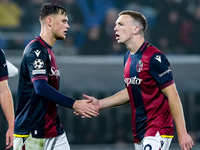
66 23 70 29
114 25 117 31
67 24 70 29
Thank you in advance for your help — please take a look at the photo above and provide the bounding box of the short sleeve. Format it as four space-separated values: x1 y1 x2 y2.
149 53 174 89
26 49 48 82
0 49 8 81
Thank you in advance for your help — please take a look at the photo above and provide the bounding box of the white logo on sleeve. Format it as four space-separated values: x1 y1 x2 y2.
158 67 171 77
33 59 44 69
155 55 161 63
34 50 41 57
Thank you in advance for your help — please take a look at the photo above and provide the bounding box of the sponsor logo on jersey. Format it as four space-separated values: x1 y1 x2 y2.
136 60 143 72
124 76 142 87
155 55 161 63
33 59 44 69
158 67 171 77
32 69 46 75
49 67 60 78
34 50 41 57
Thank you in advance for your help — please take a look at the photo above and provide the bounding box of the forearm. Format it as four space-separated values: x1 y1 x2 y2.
0 88 14 128
99 88 130 109
162 84 187 135
169 92 186 134
33 79 75 108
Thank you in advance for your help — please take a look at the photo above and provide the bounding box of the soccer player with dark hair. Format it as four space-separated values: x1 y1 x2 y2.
13 3 98 150
81 10 194 150
0 48 14 149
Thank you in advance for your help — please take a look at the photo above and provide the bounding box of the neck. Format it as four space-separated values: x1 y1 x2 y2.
126 36 145 54
40 27 56 47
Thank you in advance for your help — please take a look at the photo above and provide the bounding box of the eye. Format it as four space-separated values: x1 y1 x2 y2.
62 19 68 23
118 22 124 27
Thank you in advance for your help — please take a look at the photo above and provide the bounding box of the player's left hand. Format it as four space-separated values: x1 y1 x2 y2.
178 132 194 150
6 126 14 149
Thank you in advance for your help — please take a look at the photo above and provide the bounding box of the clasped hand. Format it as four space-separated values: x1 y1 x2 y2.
73 94 100 118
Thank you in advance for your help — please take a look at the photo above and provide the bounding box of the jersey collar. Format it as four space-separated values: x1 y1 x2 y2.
36 36 52 50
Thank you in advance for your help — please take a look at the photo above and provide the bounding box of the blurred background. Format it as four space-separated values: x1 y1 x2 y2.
0 0 200 149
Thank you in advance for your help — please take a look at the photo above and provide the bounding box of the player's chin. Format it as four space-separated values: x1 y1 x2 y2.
117 40 123 44
56 35 66 40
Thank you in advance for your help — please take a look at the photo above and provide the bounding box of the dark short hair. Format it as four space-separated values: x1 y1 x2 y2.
39 3 67 21
119 10 147 32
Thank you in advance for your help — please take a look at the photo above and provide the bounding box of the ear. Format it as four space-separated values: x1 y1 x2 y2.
132 26 140 34
46 17 52 27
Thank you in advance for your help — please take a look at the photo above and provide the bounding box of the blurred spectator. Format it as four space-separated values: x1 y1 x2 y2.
179 16 194 54
19 0 44 32
191 7 200 54
186 0 200 15
156 9 182 54
0 0 22 31
123 1 158 42
100 8 126 55
61 0 85 47
61 0 84 33
1 0 200 55
79 26 107 55
155 0 188 16
76 0 115 29
124 1 157 30
156 37 171 54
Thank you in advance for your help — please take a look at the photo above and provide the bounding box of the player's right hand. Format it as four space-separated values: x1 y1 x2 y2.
72 99 99 118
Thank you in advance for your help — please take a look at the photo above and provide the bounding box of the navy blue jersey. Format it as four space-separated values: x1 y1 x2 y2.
124 41 174 143
0 49 8 81
14 36 64 138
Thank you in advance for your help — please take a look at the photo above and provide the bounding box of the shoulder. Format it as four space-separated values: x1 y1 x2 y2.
24 39 47 57
147 44 163 56
142 44 165 61
148 45 168 64
149 48 170 70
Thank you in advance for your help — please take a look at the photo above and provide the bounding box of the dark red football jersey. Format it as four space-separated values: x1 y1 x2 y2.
14 36 64 138
124 41 174 143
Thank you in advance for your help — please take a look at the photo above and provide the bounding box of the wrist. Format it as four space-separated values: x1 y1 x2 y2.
72 100 77 109
177 128 187 137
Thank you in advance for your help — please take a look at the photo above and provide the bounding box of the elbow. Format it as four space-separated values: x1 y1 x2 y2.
35 85 43 96
33 80 46 96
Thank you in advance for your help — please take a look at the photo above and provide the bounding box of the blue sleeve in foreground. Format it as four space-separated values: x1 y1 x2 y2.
33 79 75 108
